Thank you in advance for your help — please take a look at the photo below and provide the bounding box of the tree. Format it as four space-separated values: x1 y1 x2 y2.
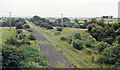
97 41 109 53
24 24 30 28
28 34 36 40
57 27 63 31
16 22 23 29
90 18 97 23
2 45 24 68
16 30 23 34
73 33 81 40
72 40 84 50
74 18 79 24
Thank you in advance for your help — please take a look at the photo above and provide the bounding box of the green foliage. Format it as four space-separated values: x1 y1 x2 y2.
16 18 27 25
5 37 21 47
16 30 23 34
2 18 17 27
30 15 53 29
18 34 26 40
73 33 81 40
57 27 63 31
16 22 23 29
72 39 83 50
19 45 49 68
28 34 36 40
24 24 30 28
97 41 109 53
27 29 33 32
60 36 66 41
97 44 120 65
45 25 53 29
87 23 118 44
2 45 24 68
116 28 120 35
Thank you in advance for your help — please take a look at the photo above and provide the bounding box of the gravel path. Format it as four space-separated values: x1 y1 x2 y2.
32 28 71 68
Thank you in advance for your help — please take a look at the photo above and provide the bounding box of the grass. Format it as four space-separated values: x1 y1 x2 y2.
28 22 107 68
1 27 16 44
38 41 50 44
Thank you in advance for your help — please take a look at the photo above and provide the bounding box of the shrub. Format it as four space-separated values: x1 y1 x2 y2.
73 33 81 40
27 29 33 32
16 30 23 34
2 45 24 68
18 34 26 40
19 45 49 68
57 27 63 31
5 37 21 47
72 40 83 50
28 34 36 40
60 36 66 40
20 40 31 45
16 23 23 29
97 41 109 53
96 56 105 64
24 24 30 28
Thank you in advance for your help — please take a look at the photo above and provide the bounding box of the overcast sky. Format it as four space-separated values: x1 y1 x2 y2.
0 0 119 17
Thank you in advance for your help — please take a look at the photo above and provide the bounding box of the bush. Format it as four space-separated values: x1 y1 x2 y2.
60 36 66 40
57 27 63 31
24 24 30 28
28 34 36 40
5 37 21 47
16 23 23 29
97 44 120 65
73 33 81 40
20 40 31 45
46 25 53 29
96 56 105 64
19 45 49 68
16 30 23 34
18 34 26 40
72 40 83 50
97 41 109 53
2 45 24 68
27 29 33 32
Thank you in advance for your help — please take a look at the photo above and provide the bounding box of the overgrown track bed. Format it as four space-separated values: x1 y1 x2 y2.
31 28 71 68
31 28 48 42
39 44 71 67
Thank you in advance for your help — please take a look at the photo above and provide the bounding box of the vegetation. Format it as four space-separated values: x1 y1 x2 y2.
1 17 49 68
1 16 120 68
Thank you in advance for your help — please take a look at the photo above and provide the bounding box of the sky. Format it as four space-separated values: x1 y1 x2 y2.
0 0 120 17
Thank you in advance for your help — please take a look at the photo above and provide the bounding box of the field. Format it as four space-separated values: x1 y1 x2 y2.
0 27 16 44
29 22 109 68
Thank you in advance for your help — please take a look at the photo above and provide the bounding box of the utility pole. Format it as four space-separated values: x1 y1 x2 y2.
9 12 11 31
61 14 63 28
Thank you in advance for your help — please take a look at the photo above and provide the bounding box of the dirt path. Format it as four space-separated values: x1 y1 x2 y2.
31 28 71 68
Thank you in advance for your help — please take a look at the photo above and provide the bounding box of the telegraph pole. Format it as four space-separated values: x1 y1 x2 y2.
9 12 11 31
61 14 63 28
